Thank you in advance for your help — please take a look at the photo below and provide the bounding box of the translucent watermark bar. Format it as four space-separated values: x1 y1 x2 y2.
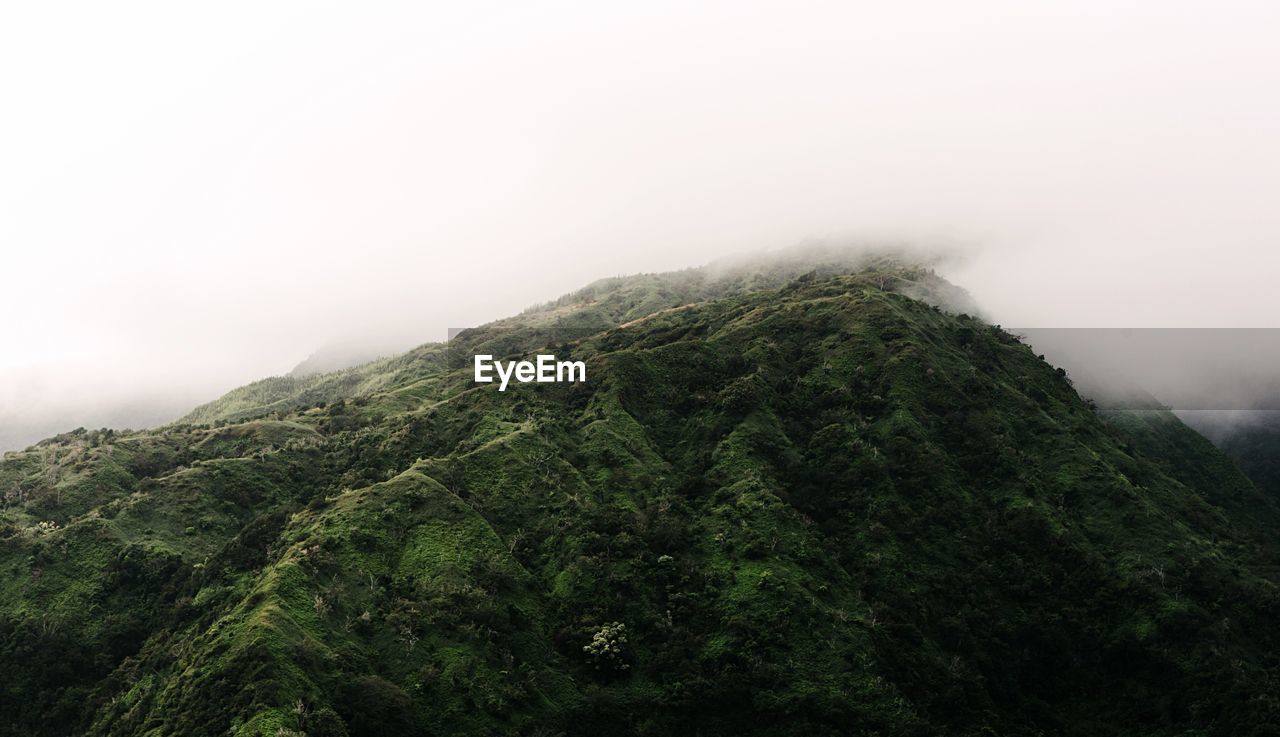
1015 328 1280 410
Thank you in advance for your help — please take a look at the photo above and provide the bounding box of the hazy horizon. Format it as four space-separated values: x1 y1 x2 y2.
4 1 1279 449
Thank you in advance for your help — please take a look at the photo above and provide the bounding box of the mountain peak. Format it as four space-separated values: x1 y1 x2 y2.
3 257 1278 735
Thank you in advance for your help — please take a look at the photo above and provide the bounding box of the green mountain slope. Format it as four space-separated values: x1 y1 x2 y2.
181 247 978 426
1218 420 1280 501
2 260 1279 737
1178 411 1280 503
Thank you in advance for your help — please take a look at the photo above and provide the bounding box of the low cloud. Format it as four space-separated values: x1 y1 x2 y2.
2 2 1279 450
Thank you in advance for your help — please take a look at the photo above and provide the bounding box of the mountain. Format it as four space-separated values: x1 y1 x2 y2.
2 251 1279 737
1179 410 1280 502
289 337 419 379
0 389 196 455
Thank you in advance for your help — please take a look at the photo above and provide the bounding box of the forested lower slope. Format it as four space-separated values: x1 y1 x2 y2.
2 259 1278 736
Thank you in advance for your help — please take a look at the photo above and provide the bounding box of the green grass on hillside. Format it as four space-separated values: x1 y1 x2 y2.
2 257 1279 736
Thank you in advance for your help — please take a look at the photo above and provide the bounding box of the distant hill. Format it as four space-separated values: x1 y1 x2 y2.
290 337 416 378
2 249 1278 736
0 395 192 455
1180 410 1280 502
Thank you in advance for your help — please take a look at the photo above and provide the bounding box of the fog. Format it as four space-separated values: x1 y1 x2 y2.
3 1 1279 450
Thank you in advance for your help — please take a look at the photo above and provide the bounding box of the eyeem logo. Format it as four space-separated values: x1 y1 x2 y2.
474 354 586 391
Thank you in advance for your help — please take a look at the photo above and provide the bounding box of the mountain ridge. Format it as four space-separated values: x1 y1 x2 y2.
181 247 979 427
2 254 1278 736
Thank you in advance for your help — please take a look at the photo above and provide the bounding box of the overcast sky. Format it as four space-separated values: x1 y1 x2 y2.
2 1 1279 444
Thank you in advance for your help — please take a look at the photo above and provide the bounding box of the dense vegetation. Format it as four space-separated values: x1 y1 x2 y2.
2 252 1279 736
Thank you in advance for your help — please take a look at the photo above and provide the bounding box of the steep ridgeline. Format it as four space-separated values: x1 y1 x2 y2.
181 247 979 425
2 264 1279 737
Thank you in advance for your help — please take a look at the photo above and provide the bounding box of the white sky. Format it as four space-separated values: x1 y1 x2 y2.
2 1 1280 440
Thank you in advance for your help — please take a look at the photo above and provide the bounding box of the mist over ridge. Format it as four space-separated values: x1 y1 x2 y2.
6 237 1280 453
6 5 1280 736
4 2 1280 448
